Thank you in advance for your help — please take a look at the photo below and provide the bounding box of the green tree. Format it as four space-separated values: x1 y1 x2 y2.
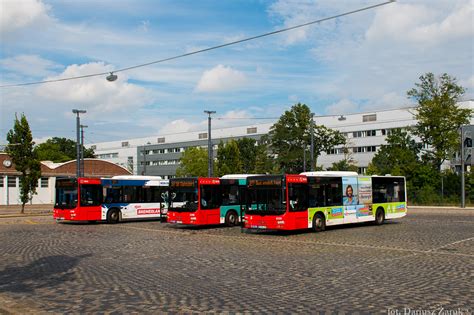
216 140 242 176
328 160 359 172
268 103 345 173
328 140 358 172
176 147 209 177
367 128 448 205
236 138 258 173
35 137 95 162
407 73 472 171
368 129 420 176
253 140 277 174
6 114 42 213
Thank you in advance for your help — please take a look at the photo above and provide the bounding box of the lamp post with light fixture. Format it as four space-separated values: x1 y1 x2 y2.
72 109 86 178
80 124 88 177
310 113 315 171
204 110 216 177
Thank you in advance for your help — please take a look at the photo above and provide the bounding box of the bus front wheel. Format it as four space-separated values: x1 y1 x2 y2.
107 209 120 224
312 212 326 232
225 210 238 227
375 208 385 225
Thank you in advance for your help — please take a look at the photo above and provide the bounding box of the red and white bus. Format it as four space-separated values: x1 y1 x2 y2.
244 172 407 231
167 177 222 225
53 176 169 223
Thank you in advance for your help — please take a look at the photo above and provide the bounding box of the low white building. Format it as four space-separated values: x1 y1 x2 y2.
0 154 131 206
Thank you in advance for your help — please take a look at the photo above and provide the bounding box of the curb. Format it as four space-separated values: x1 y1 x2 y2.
0 213 52 219
409 206 474 210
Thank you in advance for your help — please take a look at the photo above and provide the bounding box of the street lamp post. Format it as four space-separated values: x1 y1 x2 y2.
303 145 307 172
80 124 88 177
310 112 315 171
142 149 147 175
72 109 86 178
204 110 216 177
461 126 465 208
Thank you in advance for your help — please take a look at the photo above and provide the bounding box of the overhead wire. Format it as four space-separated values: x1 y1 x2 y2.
0 0 395 88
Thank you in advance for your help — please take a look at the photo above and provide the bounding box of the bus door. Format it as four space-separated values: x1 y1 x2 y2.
199 181 221 224
78 179 102 221
286 175 308 229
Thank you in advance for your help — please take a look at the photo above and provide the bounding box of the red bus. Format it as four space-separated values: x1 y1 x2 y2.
167 177 221 225
243 174 309 230
244 172 407 232
53 176 169 223
53 177 102 221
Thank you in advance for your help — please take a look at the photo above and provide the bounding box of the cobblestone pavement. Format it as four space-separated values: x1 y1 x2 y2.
0 211 472 313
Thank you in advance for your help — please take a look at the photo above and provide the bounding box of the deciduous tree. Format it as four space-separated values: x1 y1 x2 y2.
268 103 345 173
368 129 420 176
236 138 258 173
328 160 358 172
407 73 471 170
216 140 242 176
176 147 209 177
6 114 42 213
35 137 95 162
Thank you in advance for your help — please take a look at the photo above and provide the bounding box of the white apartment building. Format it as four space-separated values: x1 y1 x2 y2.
89 102 473 177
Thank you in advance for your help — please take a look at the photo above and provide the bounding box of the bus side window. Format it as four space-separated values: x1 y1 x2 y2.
200 185 220 209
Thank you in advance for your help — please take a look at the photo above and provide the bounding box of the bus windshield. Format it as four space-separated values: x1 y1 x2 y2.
55 178 78 209
169 179 198 212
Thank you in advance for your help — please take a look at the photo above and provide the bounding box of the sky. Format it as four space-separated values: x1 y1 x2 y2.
0 0 473 145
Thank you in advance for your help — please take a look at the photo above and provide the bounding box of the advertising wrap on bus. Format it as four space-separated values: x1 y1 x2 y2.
54 176 169 223
246 173 407 232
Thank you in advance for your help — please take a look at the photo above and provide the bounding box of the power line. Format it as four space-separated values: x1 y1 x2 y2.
0 1 395 88
216 117 279 120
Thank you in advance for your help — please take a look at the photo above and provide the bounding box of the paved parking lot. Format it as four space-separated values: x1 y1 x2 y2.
0 210 472 313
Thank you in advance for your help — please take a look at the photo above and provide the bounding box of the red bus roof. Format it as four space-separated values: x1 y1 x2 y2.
78 178 102 185
286 174 307 183
198 177 220 185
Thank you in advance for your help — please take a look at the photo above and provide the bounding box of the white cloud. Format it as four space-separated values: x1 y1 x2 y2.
195 65 248 93
140 20 150 32
460 75 474 99
268 0 372 45
288 94 299 102
0 0 52 34
326 99 359 115
365 2 474 45
271 0 473 110
213 110 253 128
36 62 154 114
158 119 194 134
158 110 259 135
363 92 410 111
460 75 474 90
0 54 63 78
127 67 200 85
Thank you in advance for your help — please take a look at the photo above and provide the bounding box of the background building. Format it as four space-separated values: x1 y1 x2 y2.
89 102 474 177
0 153 131 205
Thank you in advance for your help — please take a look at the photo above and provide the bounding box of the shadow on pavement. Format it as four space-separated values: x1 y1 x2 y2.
0 254 91 293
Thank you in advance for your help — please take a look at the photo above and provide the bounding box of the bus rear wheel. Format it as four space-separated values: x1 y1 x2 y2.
312 212 326 232
225 210 238 227
375 208 385 225
107 209 120 224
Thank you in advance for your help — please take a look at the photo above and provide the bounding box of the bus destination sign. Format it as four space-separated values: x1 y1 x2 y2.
248 178 282 187
170 180 196 188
